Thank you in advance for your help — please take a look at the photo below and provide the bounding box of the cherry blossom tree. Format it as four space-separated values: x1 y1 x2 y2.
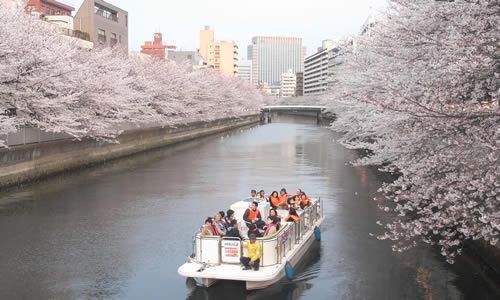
0 2 263 147
327 0 499 262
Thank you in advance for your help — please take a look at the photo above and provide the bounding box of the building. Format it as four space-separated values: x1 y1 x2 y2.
24 0 74 16
168 50 207 69
74 0 128 50
304 39 344 95
237 60 252 84
360 15 377 36
295 72 303 96
248 36 303 93
24 0 93 48
198 26 238 76
140 33 176 60
281 69 297 98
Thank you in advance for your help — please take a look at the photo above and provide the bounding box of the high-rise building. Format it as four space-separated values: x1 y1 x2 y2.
281 69 297 98
140 33 176 60
304 39 349 95
295 72 304 96
198 26 238 76
237 60 252 84
74 0 128 50
248 36 303 92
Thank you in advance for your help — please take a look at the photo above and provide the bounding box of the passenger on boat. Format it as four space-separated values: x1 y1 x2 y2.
243 201 265 229
226 220 243 239
201 217 219 236
247 223 263 238
250 189 257 198
298 193 312 209
268 191 280 209
258 190 266 199
240 233 261 271
278 188 290 209
287 195 300 210
269 208 283 221
214 212 227 236
284 208 301 222
225 209 236 229
218 210 227 225
264 216 280 237
296 188 303 196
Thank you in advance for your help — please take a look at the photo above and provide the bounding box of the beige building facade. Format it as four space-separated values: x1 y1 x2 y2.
198 26 238 76
74 0 128 50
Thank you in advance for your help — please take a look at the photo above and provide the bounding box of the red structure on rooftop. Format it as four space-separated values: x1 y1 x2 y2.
24 0 74 16
140 33 176 60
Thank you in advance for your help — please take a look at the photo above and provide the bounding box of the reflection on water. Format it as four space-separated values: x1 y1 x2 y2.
0 115 498 299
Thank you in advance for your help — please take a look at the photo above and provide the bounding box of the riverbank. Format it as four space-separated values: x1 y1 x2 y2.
0 114 260 189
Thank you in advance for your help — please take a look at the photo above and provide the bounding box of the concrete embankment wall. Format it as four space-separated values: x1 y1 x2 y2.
0 115 260 189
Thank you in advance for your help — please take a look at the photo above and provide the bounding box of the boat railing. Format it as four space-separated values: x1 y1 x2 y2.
192 198 323 266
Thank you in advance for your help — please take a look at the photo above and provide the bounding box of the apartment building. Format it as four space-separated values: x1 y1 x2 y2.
74 0 128 50
199 26 238 76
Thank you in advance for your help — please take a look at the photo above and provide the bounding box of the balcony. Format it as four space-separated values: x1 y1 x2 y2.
58 28 90 41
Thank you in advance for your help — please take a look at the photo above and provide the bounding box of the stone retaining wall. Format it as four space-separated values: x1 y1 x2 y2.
0 115 260 188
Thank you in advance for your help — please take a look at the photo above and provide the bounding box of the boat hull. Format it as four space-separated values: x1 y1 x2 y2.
246 222 319 290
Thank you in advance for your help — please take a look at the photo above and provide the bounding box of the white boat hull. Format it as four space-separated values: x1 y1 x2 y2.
193 277 217 288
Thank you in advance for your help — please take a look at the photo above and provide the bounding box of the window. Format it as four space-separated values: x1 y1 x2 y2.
110 33 117 46
94 4 118 22
98 29 106 44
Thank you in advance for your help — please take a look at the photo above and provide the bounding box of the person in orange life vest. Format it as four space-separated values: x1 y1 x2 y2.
285 208 301 222
295 188 303 196
268 191 280 209
278 188 290 209
298 193 311 209
243 201 265 229
201 217 219 236
264 215 281 237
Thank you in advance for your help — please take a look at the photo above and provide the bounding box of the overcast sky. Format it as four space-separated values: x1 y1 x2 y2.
67 0 386 58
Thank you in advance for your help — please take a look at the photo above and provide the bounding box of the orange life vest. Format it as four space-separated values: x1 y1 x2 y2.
248 208 260 221
270 196 280 207
300 198 310 206
279 194 289 204
286 214 300 222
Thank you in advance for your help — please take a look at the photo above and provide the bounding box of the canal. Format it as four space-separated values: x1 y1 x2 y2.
0 115 498 299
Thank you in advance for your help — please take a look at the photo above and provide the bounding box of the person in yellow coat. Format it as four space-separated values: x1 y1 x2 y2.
240 233 261 270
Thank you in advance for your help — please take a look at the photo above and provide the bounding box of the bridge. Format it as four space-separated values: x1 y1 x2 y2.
260 105 330 124
261 105 327 113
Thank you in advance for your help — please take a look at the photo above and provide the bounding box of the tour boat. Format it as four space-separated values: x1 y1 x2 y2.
177 196 324 290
